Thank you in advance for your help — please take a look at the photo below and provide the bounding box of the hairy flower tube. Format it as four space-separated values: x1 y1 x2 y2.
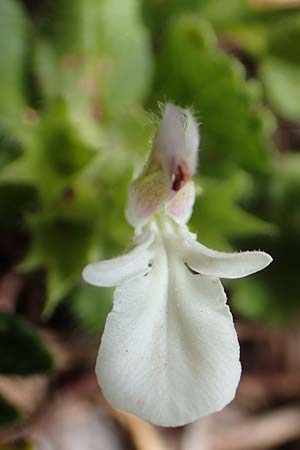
83 104 272 427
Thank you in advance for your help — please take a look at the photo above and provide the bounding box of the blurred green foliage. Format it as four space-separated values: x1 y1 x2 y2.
0 0 300 425
0 312 53 375
151 16 274 177
0 312 53 426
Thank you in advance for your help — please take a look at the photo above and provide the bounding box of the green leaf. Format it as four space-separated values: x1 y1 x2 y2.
196 0 250 28
0 313 53 375
91 0 153 116
71 284 113 334
260 57 300 121
232 155 300 324
152 17 274 178
35 0 152 117
0 0 28 122
191 173 275 250
232 235 300 325
0 129 22 169
0 395 20 427
266 13 300 66
23 214 95 316
0 183 38 228
39 102 97 178
232 277 281 324
142 0 250 40
0 101 98 203
266 154 300 235
252 13 300 121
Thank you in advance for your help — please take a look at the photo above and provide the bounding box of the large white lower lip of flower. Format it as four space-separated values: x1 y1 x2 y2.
96 233 241 427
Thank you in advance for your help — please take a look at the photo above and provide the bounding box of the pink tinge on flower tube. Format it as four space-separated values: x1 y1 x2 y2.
126 104 199 228
165 181 196 224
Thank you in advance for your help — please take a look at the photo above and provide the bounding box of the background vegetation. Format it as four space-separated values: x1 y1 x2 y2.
0 0 299 448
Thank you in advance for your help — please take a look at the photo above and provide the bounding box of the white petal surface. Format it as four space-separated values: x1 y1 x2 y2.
153 103 186 178
182 230 272 279
153 104 199 181
96 236 240 426
184 109 199 175
82 232 154 287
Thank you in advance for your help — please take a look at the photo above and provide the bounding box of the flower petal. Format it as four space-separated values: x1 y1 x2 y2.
96 241 240 426
125 104 199 228
182 230 273 279
153 103 186 180
184 109 200 175
82 232 154 287
165 181 195 224
125 159 169 228
153 103 199 188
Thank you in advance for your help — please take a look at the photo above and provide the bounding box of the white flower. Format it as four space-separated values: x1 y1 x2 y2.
83 104 272 427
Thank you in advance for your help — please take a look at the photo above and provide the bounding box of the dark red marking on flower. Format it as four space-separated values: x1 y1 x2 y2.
172 161 190 191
